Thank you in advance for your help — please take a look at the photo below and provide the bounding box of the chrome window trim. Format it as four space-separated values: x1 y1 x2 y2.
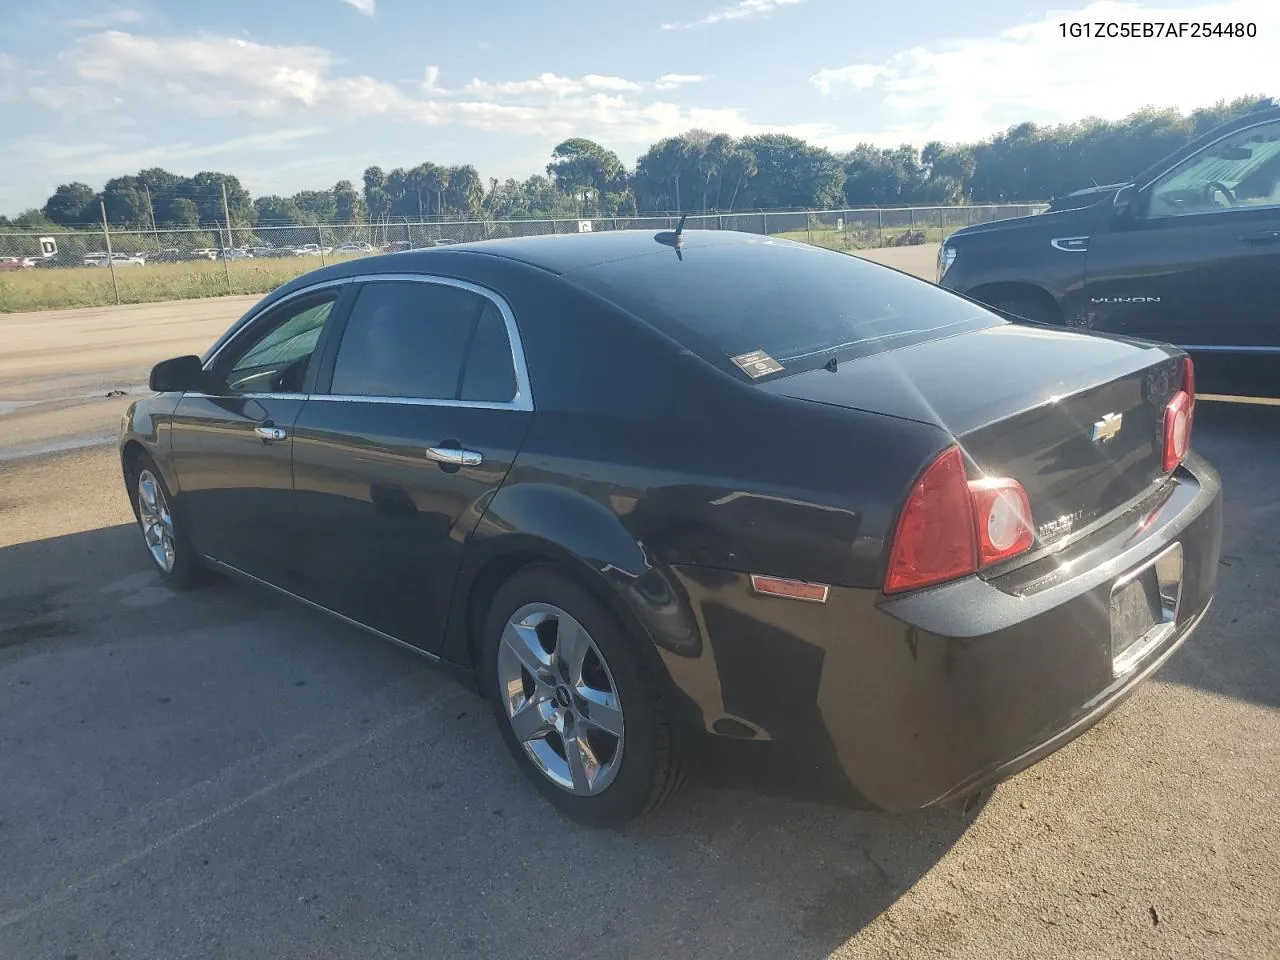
196 272 535 412
185 392 310 401
1177 344 1280 355
308 394 527 411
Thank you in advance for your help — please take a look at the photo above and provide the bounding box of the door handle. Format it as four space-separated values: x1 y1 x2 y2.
254 425 288 442
1239 230 1280 245
425 446 482 466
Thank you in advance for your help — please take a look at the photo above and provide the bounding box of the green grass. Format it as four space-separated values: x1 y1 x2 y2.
0 228 949 312
0 255 371 313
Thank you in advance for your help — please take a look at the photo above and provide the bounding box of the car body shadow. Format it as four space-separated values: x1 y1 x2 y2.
0 520 970 958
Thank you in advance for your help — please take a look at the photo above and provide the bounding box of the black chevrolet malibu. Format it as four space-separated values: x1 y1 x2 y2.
120 230 1223 825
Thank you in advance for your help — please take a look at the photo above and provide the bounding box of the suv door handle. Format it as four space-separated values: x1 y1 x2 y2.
426 446 483 466
254 425 288 442
1239 230 1280 245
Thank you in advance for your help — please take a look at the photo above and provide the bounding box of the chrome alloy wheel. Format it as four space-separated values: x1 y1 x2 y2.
497 603 625 796
136 468 176 573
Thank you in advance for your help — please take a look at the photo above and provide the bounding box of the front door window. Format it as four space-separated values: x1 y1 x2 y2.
217 296 337 395
1148 119 1280 218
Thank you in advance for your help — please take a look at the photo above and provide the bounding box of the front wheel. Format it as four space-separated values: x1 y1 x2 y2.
127 454 206 588
481 566 684 827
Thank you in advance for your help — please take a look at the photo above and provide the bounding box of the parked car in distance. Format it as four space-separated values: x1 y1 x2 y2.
188 249 219 261
334 242 376 254
0 256 35 270
83 251 109 266
148 248 185 263
122 230 1222 826
88 253 145 267
218 248 254 261
291 243 324 257
939 99 1280 389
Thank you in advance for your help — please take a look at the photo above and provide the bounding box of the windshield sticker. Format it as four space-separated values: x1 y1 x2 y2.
731 350 784 378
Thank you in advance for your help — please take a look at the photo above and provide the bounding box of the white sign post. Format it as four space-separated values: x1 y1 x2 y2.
577 220 593 233
39 236 57 258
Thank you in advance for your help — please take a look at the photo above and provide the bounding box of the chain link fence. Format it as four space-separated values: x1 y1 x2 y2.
0 203 1046 310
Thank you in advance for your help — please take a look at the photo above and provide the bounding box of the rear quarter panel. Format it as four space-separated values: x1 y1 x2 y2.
441 268 950 668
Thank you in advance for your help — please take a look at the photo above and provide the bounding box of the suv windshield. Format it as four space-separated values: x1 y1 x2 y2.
565 237 1001 379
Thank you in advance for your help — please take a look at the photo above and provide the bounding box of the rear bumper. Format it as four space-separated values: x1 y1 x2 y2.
658 453 1223 811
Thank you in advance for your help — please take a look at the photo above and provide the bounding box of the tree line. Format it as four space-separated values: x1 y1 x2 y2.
1 95 1269 233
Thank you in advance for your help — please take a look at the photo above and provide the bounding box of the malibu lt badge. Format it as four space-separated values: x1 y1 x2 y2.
1091 412 1123 443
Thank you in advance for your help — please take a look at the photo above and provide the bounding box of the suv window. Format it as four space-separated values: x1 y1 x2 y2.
1149 119 1280 217
219 294 337 395
460 301 518 402
330 280 487 400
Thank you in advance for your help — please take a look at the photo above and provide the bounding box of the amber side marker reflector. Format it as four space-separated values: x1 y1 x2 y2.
749 575 830 603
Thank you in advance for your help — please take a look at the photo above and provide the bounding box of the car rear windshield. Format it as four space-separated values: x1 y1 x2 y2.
565 238 1002 380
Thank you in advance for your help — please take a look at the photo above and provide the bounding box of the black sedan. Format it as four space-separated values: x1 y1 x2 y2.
120 229 1223 826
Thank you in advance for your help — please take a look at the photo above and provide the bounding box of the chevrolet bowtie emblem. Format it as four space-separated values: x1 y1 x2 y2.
1091 412 1123 442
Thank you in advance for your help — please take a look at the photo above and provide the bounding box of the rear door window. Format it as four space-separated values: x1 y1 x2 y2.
460 301 518 403
329 280 484 399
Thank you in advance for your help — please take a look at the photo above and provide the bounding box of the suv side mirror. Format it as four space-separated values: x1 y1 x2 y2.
1112 183 1139 224
149 355 206 393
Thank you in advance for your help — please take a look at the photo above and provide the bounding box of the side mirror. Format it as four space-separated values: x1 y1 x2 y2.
1112 183 1139 224
149 355 206 393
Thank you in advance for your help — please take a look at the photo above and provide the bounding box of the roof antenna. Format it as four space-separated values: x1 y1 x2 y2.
654 214 689 260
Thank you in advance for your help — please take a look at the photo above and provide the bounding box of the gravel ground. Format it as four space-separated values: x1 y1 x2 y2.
1 245 1277 959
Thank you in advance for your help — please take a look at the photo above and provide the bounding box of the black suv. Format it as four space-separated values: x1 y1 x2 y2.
939 101 1280 390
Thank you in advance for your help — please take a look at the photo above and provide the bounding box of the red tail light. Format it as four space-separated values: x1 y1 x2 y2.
968 477 1035 566
1162 357 1195 472
885 447 1036 594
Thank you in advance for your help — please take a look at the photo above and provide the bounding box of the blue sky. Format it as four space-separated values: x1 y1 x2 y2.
0 0 1275 214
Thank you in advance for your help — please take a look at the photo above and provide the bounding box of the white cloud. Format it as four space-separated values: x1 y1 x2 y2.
68 8 143 29
810 0 1280 144
341 0 375 15
13 32 762 171
663 0 804 30
654 74 707 90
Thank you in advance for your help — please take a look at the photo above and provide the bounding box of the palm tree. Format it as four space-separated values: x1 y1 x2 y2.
723 146 758 211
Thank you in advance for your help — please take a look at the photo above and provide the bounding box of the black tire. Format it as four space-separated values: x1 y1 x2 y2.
481 566 683 827
989 295 1062 327
125 452 207 589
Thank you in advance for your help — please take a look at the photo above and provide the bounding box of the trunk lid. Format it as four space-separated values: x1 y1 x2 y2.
758 323 1184 547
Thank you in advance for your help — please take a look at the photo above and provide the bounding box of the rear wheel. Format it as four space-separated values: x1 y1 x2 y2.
126 453 206 588
481 566 683 827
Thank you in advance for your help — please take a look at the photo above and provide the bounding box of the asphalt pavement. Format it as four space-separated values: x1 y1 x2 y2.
1 247 1278 959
